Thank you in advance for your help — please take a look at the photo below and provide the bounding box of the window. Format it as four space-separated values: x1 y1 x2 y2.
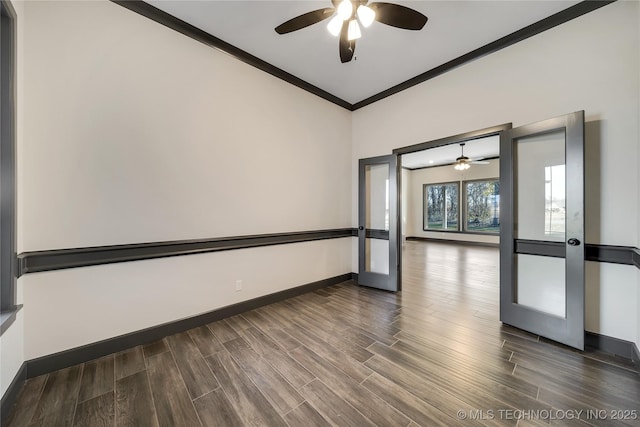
423 182 459 231
464 179 500 233
544 165 565 238
1 0 17 314
422 178 500 235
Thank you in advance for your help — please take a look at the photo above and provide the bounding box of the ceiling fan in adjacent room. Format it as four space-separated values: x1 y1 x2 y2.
274 0 428 63
454 143 490 170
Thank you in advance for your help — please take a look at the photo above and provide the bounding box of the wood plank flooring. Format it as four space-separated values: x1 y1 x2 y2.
6 241 640 426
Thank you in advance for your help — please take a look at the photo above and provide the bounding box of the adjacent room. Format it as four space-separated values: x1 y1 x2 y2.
398 135 501 320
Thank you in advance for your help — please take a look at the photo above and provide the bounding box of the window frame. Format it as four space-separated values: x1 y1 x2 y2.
422 181 460 232
1 0 18 325
462 178 500 234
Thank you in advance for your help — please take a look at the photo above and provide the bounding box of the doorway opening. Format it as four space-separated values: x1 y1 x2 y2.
396 130 504 323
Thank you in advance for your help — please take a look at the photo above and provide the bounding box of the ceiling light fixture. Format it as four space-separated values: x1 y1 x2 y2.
337 0 353 20
347 19 361 40
327 1 373 39
327 15 343 36
357 5 376 27
454 143 471 170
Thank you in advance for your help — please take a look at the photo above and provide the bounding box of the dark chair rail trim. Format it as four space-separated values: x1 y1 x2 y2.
17 228 355 277
17 231 640 276
109 0 614 111
514 239 638 266
365 229 389 240
515 239 566 258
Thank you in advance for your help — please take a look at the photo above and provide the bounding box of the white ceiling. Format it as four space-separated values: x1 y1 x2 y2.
146 0 580 104
401 134 499 169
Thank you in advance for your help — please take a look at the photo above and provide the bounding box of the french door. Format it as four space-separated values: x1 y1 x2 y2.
500 111 585 350
358 155 399 291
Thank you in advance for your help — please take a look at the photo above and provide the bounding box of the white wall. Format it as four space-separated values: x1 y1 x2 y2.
18 0 352 360
1 0 25 400
352 1 639 345
404 159 500 244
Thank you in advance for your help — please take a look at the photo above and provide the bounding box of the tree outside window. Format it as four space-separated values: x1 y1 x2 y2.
424 183 459 231
465 180 499 233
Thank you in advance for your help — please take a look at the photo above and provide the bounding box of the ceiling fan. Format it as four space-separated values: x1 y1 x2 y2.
274 0 428 63
454 143 490 170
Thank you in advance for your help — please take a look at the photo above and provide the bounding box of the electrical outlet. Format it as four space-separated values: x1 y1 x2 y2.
235 279 243 292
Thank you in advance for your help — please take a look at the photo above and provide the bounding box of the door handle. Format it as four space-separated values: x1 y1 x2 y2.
567 238 581 246
358 226 364 230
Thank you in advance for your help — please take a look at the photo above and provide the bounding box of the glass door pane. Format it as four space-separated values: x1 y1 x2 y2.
515 130 566 316
516 130 566 242
365 163 389 274
359 155 398 291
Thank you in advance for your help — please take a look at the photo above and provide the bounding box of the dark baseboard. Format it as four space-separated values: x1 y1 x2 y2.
25 273 352 378
0 362 26 426
406 236 499 248
585 331 640 365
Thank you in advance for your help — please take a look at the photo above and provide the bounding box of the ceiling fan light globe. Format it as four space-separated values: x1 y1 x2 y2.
357 5 375 27
327 15 343 36
347 19 361 40
456 163 470 170
337 0 353 20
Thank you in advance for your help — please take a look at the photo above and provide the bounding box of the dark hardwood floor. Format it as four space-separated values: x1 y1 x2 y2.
6 241 640 426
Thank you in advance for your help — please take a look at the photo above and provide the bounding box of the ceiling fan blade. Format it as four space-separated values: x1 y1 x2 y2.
368 2 428 30
471 160 491 165
275 8 335 34
339 20 355 63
